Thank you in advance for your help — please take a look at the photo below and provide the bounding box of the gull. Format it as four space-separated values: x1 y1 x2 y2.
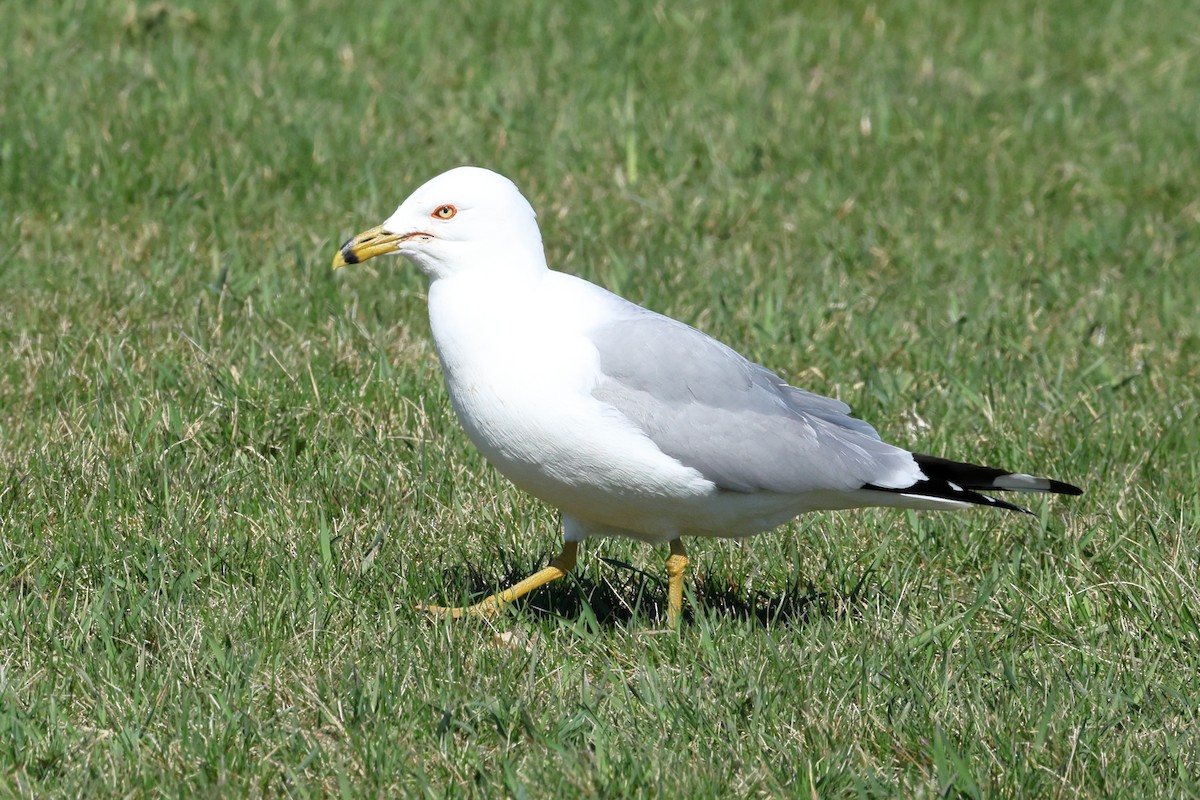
333 166 1082 625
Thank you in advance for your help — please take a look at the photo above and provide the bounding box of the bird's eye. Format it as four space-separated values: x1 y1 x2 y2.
432 204 457 220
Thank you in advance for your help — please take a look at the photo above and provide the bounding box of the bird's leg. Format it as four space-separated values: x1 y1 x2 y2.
422 541 579 620
665 538 689 628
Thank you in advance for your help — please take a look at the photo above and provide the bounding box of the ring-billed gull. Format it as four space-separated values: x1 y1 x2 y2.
333 166 1082 625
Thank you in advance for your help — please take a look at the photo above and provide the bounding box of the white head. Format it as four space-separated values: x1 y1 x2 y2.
332 166 547 281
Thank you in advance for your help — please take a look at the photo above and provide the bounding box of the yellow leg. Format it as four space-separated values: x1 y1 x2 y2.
422 542 579 620
666 538 689 628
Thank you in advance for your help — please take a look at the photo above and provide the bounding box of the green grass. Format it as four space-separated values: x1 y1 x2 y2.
2 0 1198 795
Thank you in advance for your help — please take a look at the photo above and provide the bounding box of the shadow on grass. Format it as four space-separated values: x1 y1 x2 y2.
434 552 860 628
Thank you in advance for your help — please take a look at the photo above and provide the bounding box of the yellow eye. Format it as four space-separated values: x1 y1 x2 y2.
432 204 457 220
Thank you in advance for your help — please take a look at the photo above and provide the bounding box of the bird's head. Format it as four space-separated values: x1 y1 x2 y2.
332 166 546 280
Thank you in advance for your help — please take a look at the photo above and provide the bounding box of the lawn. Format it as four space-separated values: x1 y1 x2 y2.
1 0 1198 796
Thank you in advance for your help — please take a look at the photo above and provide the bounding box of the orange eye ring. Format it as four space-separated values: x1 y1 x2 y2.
432 204 457 220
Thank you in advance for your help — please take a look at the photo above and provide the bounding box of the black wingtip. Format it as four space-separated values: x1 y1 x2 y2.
864 482 1034 514
1047 479 1084 496
862 453 1084 514
912 453 1083 496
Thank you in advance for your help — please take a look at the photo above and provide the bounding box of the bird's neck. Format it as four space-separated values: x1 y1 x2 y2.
426 269 547 367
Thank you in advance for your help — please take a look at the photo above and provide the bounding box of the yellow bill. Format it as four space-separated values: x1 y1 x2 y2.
332 224 406 269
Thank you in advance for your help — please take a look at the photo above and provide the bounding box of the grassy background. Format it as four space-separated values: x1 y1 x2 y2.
2 0 1198 796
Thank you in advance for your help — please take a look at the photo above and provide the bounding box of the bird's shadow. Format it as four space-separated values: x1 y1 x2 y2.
433 551 861 628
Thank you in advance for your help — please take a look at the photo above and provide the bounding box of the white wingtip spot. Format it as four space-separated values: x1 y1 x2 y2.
993 473 1052 492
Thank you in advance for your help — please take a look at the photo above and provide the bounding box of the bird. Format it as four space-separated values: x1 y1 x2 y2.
332 166 1082 626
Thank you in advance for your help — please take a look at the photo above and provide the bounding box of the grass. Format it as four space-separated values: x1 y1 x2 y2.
1 0 1198 795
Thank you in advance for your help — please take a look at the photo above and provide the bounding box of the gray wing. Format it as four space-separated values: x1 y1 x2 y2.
589 307 921 494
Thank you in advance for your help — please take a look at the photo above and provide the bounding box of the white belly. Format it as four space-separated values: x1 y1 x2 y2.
424 272 891 545
427 274 716 536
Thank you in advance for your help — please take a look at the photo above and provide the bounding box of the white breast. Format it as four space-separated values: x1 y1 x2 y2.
425 272 715 534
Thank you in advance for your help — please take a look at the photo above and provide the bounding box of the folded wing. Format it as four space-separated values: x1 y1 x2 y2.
588 308 923 495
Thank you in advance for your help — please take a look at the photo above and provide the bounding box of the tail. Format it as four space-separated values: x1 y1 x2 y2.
865 453 1084 515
